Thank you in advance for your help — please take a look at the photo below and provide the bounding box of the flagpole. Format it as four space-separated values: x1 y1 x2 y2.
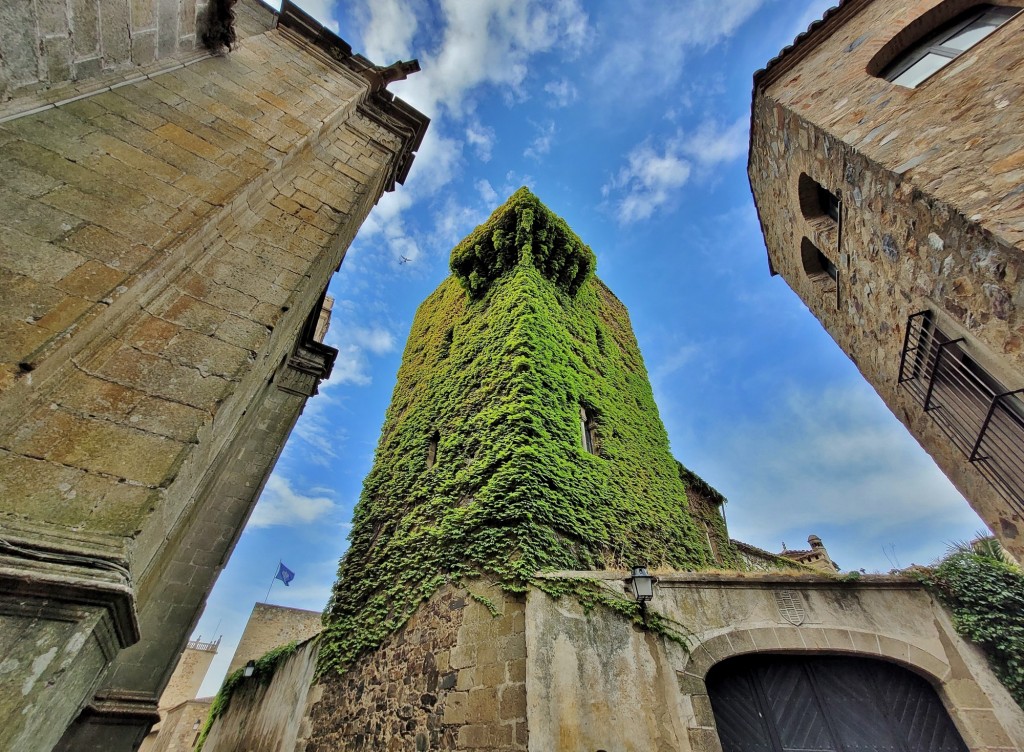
264 561 279 603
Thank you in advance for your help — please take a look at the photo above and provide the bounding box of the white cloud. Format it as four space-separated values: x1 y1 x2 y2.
603 117 750 223
593 0 763 100
465 121 496 162
358 0 419 62
347 325 396 355
680 117 749 167
524 120 556 160
543 78 578 107
392 0 589 117
475 179 498 205
603 141 691 223
249 474 336 528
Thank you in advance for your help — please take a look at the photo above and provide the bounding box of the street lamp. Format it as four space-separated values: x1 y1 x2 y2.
243 660 256 678
627 566 656 605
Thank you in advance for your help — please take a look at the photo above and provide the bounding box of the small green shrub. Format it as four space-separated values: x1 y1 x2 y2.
918 547 1024 708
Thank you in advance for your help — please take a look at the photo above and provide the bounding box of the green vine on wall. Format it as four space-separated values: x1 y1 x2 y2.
195 641 300 751
917 545 1024 709
318 189 735 677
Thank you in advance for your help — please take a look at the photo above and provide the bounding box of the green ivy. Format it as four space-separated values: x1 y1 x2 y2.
319 189 737 676
195 641 300 751
918 548 1024 708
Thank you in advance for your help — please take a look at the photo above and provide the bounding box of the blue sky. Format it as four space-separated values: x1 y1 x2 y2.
192 0 985 694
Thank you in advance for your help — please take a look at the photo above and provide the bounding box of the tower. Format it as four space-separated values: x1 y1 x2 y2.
308 187 737 747
748 1 1024 560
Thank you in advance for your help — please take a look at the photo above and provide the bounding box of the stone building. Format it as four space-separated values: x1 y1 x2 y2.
139 636 219 751
748 0 1024 561
199 190 1023 752
225 602 323 676
0 0 427 749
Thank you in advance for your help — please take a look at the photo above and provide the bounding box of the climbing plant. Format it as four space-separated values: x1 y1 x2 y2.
918 544 1024 709
195 641 301 750
319 189 736 675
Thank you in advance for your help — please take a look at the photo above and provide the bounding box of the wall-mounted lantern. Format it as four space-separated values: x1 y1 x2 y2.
627 566 656 605
243 659 256 678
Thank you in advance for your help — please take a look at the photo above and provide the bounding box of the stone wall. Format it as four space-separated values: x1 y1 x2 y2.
749 0 1024 559
0 0 277 107
226 603 322 675
305 581 528 752
199 572 1022 752
203 637 320 752
527 571 1024 751
0 5 427 748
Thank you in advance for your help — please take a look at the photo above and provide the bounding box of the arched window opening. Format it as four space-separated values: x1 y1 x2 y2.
580 406 598 455
426 430 439 469
874 4 1019 88
800 237 837 285
798 174 840 223
707 654 967 752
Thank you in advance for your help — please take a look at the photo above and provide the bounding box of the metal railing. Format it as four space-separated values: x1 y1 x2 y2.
899 311 1024 515
186 636 221 653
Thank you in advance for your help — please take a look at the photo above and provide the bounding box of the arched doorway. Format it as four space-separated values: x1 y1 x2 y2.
706 654 968 752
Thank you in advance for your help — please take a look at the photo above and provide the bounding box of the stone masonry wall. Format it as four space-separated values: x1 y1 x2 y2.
305 581 528 752
0 0 278 107
749 0 1024 558
0 14 423 747
226 603 323 675
0 25 403 578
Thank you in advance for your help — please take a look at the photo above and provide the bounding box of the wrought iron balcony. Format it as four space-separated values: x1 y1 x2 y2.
899 311 1024 515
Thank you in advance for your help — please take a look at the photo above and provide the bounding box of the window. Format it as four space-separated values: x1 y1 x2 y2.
881 5 1019 88
426 431 439 469
580 406 598 455
798 174 840 223
800 238 837 284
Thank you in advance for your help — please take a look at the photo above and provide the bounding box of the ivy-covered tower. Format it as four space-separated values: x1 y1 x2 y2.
319 188 736 677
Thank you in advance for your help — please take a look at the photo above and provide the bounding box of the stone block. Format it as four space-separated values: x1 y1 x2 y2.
688 727 725 752
99 0 131 63
0 226 85 282
53 372 143 420
129 396 208 441
43 35 73 83
10 406 183 486
35 294 95 334
441 691 468 725
164 328 255 378
467 686 497 720
72 0 100 57
56 259 125 300
61 224 151 270
449 644 475 670
498 683 525 721
456 724 491 749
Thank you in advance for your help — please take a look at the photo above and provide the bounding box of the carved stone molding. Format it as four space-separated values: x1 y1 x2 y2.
275 341 338 397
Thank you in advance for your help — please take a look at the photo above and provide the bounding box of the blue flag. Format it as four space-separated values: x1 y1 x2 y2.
275 562 295 586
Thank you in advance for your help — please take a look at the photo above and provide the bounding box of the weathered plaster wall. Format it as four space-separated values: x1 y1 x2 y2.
203 637 320 752
527 572 1024 752
749 0 1024 558
306 581 528 752
226 603 322 675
